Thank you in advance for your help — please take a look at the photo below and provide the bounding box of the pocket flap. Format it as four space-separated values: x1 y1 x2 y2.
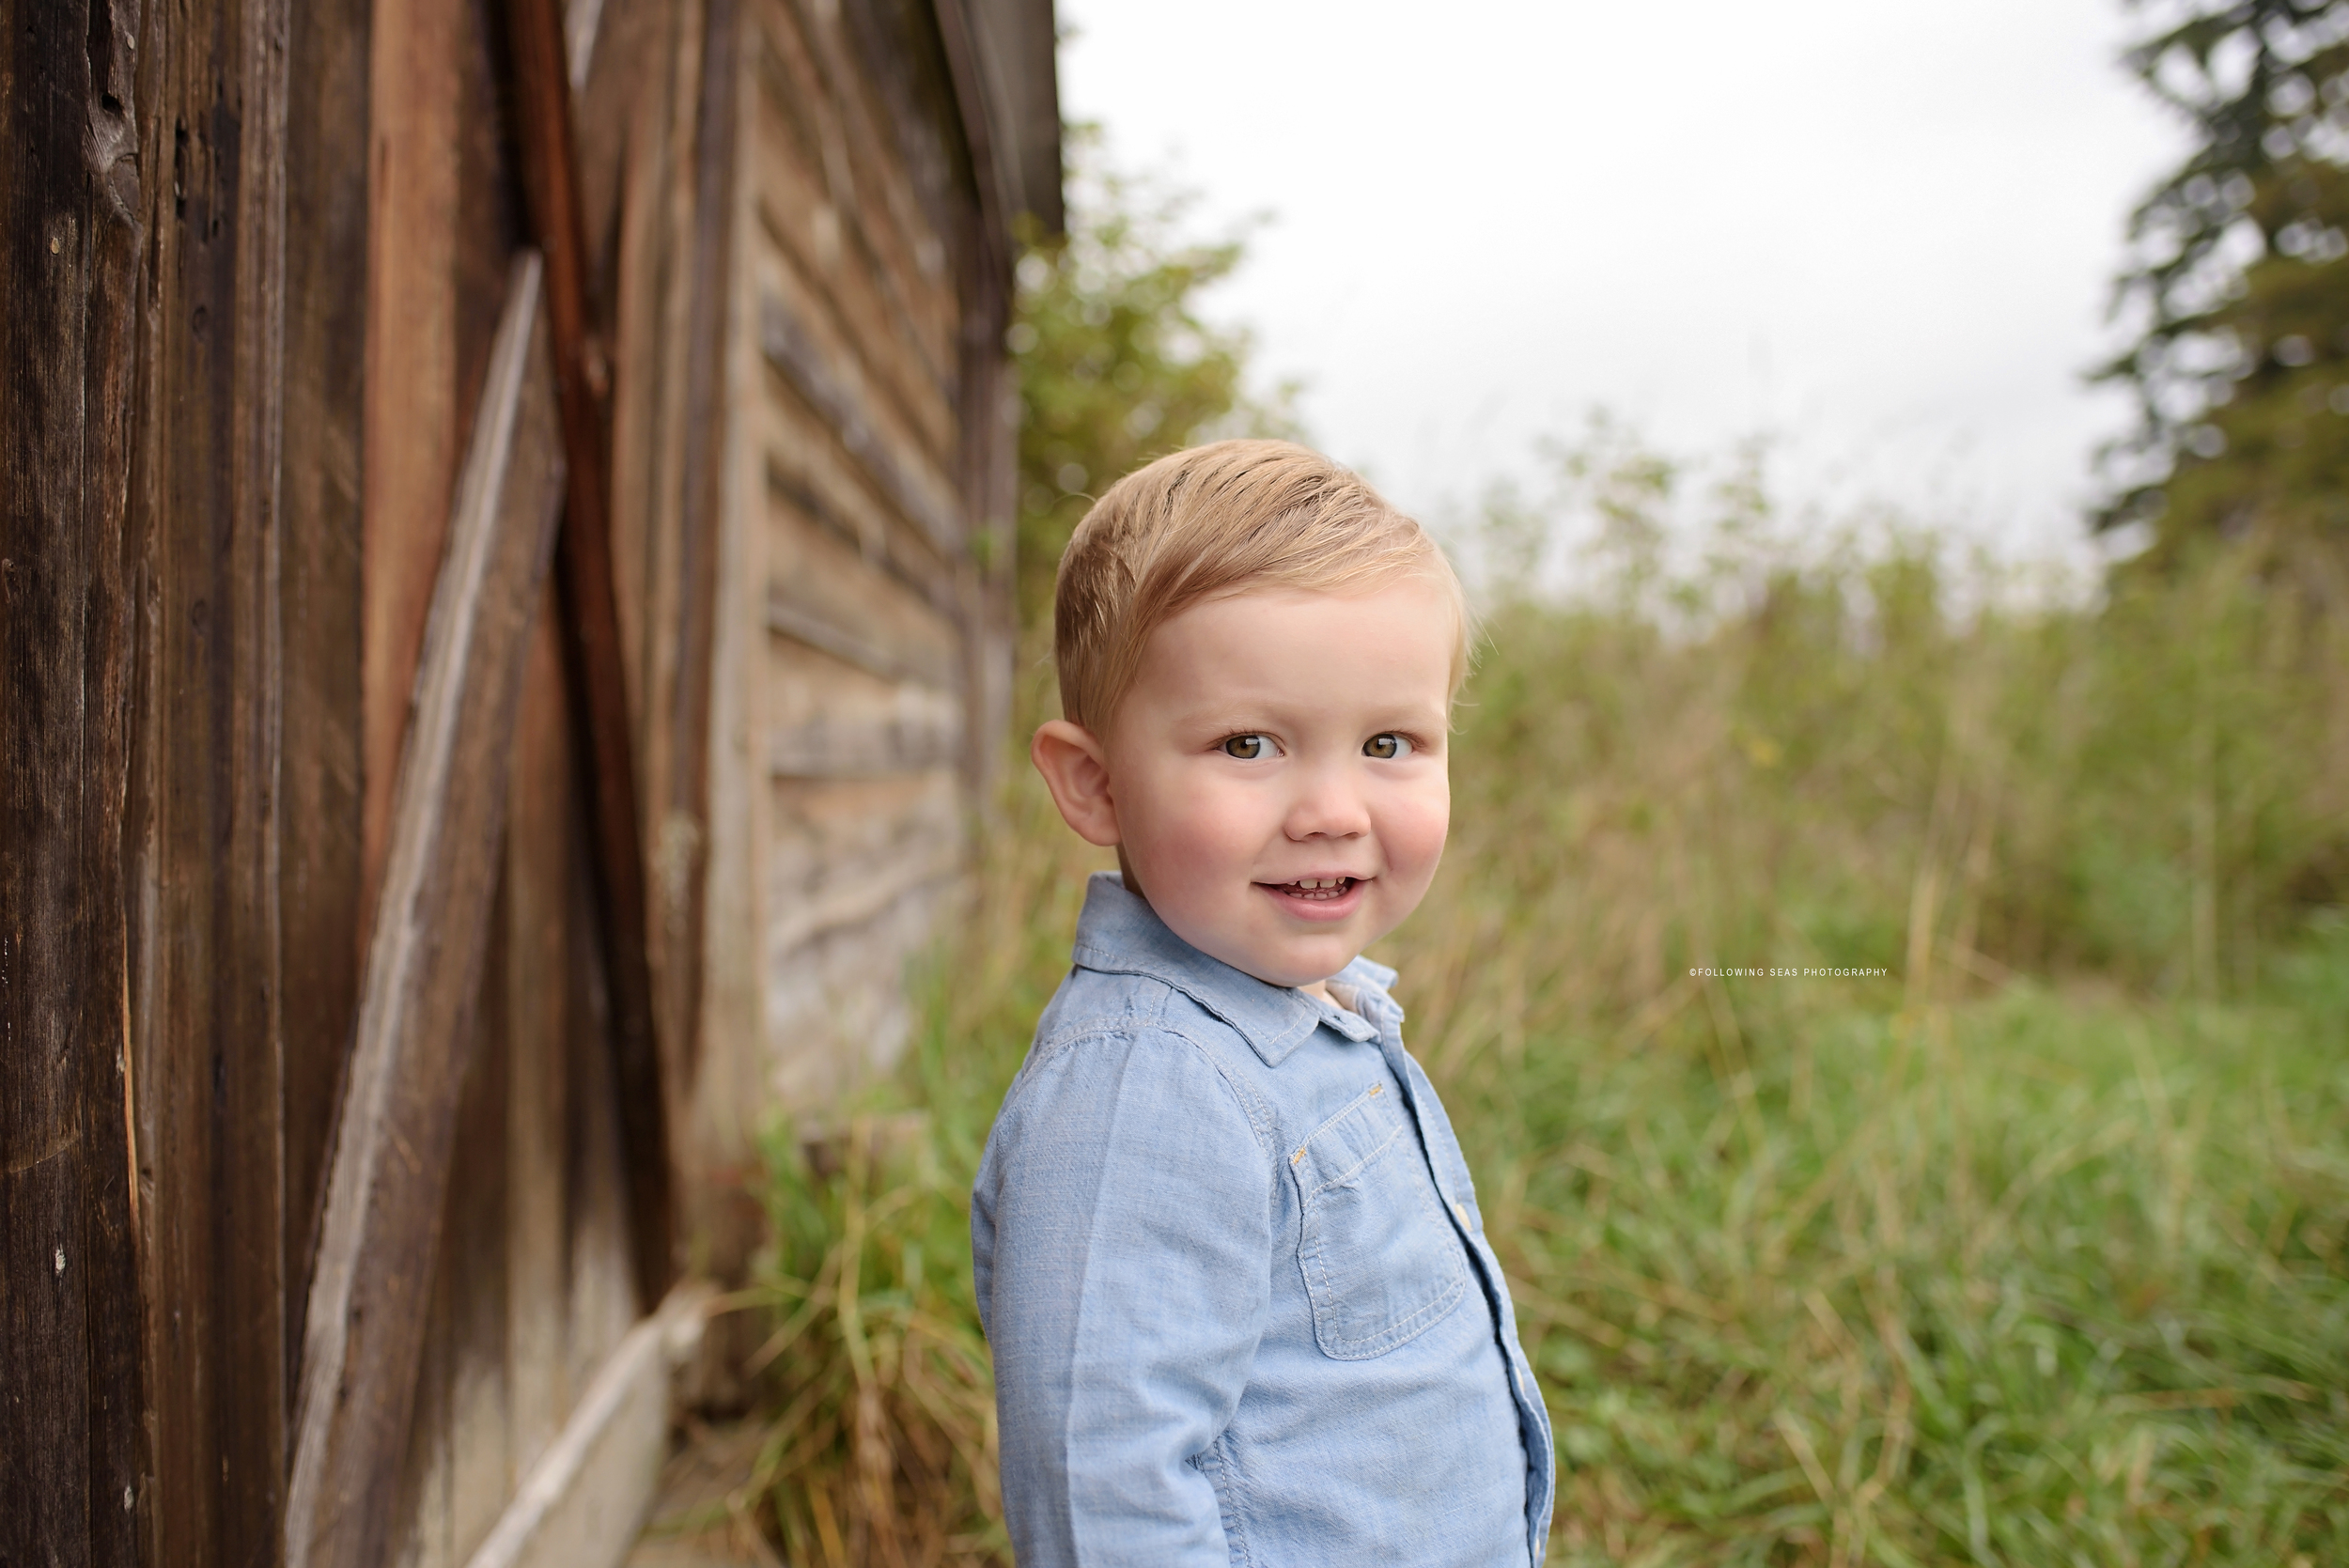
1291 1083 1470 1359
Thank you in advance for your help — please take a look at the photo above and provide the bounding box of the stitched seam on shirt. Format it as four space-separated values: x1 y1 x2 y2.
1192 1436 1254 1567
1070 950 1317 1063
1296 1123 1475 1358
1297 1079 1385 1146
1005 977 1185 1102
1303 1094 1407 1196
1310 1119 1405 1197
1328 1266 1469 1357
1148 1017 1282 1159
1017 1020 1283 1167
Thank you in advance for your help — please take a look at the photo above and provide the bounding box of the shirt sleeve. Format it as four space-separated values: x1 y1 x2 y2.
973 1024 1273 1568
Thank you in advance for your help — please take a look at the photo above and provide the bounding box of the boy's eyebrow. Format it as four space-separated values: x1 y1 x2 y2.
1167 700 1449 735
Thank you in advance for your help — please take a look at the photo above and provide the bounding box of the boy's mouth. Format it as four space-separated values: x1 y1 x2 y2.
1266 876 1358 903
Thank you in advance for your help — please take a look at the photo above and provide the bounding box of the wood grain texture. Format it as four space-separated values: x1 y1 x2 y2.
459 1284 713 1568
386 602 644 1565
126 0 303 1561
508 0 677 1311
280 0 373 1399
0 3 150 1562
933 0 1019 806
747 16 957 464
756 284 961 553
361 0 465 924
505 601 579 1484
761 442 962 680
780 0 962 396
661 0 744 1101
286 255 568 1568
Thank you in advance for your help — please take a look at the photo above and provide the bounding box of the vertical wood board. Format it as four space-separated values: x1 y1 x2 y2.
287 256 568 1568
0 3 150 1561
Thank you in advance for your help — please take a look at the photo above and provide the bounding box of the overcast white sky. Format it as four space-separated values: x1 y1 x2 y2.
1056 1 2191 567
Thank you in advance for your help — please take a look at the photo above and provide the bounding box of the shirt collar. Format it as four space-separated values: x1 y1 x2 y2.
1067 872 1396 1065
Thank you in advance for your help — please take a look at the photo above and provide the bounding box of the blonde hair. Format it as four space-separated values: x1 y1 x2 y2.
1051 440 1470 733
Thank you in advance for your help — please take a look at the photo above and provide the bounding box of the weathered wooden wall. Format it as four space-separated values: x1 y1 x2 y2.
1 4 153 1560
687 0 1015 1168
352 3 691 1560
1 0 1047 1559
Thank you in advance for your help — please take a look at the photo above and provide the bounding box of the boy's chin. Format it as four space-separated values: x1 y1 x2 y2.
1228 933 1361 991
1163 917 1346 990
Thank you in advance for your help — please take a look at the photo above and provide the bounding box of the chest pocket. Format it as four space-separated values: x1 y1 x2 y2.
1289 1081 1470 1360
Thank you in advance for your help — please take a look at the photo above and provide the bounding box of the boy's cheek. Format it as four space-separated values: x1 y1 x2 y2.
1383 787 1452 869
1134 769 1265 849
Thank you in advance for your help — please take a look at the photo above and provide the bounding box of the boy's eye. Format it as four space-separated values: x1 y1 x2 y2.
1363 733 1413 759
1221 734 1274 760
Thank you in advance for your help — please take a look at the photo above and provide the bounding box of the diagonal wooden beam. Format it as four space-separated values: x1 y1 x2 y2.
506 0 677 1312
284 253 568 1568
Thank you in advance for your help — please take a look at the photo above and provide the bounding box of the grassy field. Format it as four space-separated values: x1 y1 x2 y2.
734 533 2349 1566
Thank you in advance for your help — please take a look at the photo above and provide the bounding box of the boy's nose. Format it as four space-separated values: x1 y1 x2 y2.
1283 763 1373 840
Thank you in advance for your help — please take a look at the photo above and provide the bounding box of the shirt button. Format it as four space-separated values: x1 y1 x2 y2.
1451 1200 1470 1227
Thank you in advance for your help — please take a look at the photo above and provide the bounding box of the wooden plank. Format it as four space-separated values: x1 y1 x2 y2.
462 1284 715 1568
761 658 964 824
746 36 958 464
420 877 523 1568
763 467 961 675
764 597 952 691
285 254 568 1568
930 0 1021 801
661 0 745 1103
363 0 467 923
763 875 960 1110
562 877 648 1398
129 0 303 1562
509 0 677 1316
763 427 956 616
280 0 374 1400
762 771 963 958
0 2 150 1562
928 0 1012 269
772 0 961 392
963 0 1065 233
766 450 958 619
758 284 963 553
750 218 960 536
506 598 578 1482
601 0 698 745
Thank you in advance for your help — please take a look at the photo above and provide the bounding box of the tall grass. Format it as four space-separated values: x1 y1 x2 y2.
739 488 2349 1562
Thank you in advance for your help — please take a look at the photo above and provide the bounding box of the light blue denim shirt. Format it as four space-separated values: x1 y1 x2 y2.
973 873 1554 1566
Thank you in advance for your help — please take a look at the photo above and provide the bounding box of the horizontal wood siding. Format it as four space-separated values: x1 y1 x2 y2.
706 0 996 1124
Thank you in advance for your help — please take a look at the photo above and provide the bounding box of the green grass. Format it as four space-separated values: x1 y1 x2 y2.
740 534 2349 1565
1478 969 2349 1566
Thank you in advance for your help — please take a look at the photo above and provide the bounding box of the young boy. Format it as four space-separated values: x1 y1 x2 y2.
972 441 1554 1566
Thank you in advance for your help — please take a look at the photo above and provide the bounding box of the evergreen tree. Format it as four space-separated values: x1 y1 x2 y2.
2103 0 2349 584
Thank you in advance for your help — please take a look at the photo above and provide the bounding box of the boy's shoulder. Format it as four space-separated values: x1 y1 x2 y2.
1033 956 1246 1060
991 961 1284 1169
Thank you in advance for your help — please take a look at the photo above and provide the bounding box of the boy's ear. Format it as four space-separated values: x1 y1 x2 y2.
1031 720 1121 847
